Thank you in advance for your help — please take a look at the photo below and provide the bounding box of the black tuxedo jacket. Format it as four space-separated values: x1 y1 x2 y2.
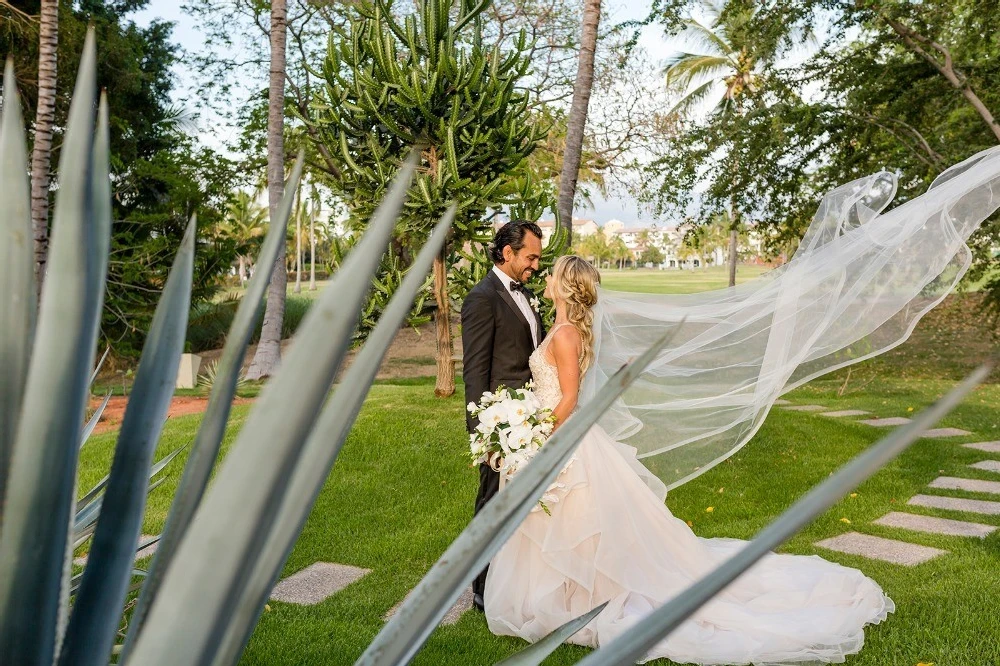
461 270 545 432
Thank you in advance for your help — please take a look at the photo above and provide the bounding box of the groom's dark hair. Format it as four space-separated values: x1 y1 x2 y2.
489 219 543 264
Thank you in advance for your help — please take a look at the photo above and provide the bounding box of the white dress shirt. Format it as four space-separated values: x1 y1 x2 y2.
492 265 539 347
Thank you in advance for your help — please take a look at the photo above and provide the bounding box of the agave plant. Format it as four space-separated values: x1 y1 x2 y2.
2 29 992 666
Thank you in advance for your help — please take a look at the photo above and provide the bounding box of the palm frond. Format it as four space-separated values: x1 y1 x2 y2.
665 79 723 118
663 55 730 88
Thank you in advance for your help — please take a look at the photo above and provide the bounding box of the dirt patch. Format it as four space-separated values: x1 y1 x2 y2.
91 320 461 435
88 395 255 436
197 318 462 382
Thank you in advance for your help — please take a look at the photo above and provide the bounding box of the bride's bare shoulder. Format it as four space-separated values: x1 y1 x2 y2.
551 324 582 350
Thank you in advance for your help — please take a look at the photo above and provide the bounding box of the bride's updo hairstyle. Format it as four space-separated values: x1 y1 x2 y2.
551 255 601 373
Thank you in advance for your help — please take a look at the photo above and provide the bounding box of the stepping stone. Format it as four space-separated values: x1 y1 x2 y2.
819 410 870 418
73 534 158 567
970 460 1000 474
814 532 947 566
384 587 474 626
858 417 912 427
873 511 996 538
909 494 1000 516
781 404 828 412
270 562 370 606
965 442 1000 453
773 399 792 405
928 476 1000 495
921 427 972 438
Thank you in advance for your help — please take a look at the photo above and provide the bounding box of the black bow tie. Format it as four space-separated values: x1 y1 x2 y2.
509 281 526 294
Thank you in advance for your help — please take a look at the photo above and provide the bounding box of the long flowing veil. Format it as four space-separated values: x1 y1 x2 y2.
581 146 1000 494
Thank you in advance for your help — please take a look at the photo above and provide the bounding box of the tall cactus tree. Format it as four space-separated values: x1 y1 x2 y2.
309 0 552 397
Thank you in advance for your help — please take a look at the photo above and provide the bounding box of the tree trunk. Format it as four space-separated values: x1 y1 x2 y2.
309 194 316 290
238 255 247 284
246 0 288 380
727 226 738 287
294 197 302 294
30 0 58 297
555 0 601 247
433 244 455 398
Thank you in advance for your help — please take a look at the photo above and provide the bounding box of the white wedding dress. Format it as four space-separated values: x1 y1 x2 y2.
485 324 893 665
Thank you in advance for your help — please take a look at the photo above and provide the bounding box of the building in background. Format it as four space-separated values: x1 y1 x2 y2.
490 213 766 269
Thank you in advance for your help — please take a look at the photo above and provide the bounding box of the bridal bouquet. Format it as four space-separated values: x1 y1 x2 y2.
468 382 557 512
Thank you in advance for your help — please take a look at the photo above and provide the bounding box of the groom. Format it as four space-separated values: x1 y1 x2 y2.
462 220 544 612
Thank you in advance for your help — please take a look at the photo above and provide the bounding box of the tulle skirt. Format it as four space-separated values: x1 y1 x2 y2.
485 426 893 665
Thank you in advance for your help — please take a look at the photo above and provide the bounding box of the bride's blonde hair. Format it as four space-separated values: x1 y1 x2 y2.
551 255 601 373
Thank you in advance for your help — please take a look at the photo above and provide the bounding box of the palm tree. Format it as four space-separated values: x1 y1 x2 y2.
664 1 766 287
247 0 288 380
294 186 303 294
30 0 59 295
556 0 602 246
220 191 267 284
610 236 630 270
309 184 319 291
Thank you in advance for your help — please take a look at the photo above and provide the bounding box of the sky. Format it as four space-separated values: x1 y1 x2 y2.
131 1 688 226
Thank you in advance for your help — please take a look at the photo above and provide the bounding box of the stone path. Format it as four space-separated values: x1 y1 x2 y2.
265 559 476 625
819 409 870 418
383 588 475 626
922 427 972 438
777 400 997 567
858 416 912 427
270 562 371 606
909 494 1000 515
873 511 996 538
814 532 948 566
928 476 1000 494
965 441 1000 453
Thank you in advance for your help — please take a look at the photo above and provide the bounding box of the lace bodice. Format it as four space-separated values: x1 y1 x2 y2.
529 324 570 410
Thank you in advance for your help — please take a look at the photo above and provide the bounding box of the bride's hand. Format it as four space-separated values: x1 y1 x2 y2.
487 451 504 471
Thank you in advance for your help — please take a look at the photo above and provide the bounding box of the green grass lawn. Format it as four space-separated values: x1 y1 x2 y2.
80 263 999 663
78 371 1000 665
598 265 771 294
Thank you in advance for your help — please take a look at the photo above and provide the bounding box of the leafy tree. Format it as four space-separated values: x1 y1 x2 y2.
609 234 631 269
574 231 612 267
638 243 666 266
308 0 554 397
219 190 267 284
661 0 808 286
1 0 241 355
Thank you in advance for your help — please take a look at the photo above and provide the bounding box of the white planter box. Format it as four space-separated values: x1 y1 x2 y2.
176 353 202 389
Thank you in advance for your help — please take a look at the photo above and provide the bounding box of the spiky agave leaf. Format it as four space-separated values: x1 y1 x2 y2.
0 58 35 516
58 216 195 666
0 30 107 665
126 151 420 665
494 602 610 666
212 206 457 663
120 152 306 657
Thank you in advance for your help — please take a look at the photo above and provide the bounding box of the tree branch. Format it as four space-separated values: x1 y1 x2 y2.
883 15 1000 142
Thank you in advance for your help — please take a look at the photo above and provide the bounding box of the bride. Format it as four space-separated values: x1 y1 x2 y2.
484 255 893 665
